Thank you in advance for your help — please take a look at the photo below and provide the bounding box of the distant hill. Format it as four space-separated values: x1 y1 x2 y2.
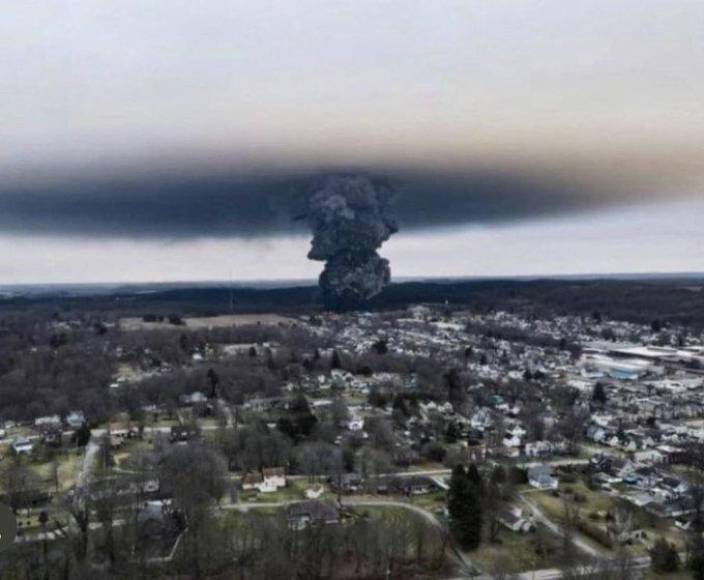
1 276 703 328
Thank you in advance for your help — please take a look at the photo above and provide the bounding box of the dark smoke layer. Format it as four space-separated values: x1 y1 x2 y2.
301 175 398 310
0 160 699 240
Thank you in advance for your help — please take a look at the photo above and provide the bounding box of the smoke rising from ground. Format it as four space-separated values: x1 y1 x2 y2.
299 175 398 309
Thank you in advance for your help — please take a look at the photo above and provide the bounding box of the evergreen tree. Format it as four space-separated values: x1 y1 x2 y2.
650 537 679 573
490 465 506 485
592 381 608 405
445 367 465 406
448 465 469 541
371 338 388 355
485 474 503 542
447 465 483 550
688 486 704 579
75 422 91 447
467 463 483 488
206 368 219 398
277 394 318 441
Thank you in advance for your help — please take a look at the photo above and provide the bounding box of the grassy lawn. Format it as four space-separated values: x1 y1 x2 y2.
348 505 405 520
530 480 687 556
579 443 627 459
28 461 54 481
56 452 82 491
146 417 180 430
341 395 368 406
530 484 619 555
113 440 152 471
470 524 568 574
401 462 447 472
644 571 691 580
531 480 614 524
238 481 308 503
409 490 446 513
198 417 221 429
671 465 704 485
6 425 36 439
26 450 83 491
15 512 43 532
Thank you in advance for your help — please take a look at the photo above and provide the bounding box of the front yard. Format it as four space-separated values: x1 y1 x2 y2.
529 478 686 556
26 449 83 492
470 523 570 575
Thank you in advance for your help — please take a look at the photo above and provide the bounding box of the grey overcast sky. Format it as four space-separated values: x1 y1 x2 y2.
1 1 703 283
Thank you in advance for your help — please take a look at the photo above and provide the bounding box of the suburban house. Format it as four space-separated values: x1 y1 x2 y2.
179 391 208 406
35 415 61 428
400 476 436 496
66 411 86 429
109 424 138 449
329 473 364 495
525 440 566 458
242 467 287 493
12 437 34 455
527 464 558 490
259 467 286 492
305 485 325 499
241 471 263 491
287 500 340 530
170 424 199 443
499 507 536 534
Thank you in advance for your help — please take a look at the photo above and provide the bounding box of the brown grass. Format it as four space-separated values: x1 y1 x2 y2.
120 313 297 331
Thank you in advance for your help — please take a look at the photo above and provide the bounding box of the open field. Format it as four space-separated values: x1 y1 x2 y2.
120 313 297 331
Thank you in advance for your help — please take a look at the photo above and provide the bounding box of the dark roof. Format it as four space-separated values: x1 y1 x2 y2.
287 500 339 522
660 476 683 489
527 465 553 478
241 472 263 485
262 467 285 478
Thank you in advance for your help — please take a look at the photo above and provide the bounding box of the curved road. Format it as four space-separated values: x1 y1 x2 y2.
519 492 606 559
223 497 479 576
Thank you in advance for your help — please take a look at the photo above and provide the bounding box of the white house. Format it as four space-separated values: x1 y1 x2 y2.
256 467 287 493
66 411 86 429
634 449 664 464
35 415 61 428
503 434 522 448
346 418 365 431
525 440 565 458
305 485 325 499
179 391 208 405
12 437 34 455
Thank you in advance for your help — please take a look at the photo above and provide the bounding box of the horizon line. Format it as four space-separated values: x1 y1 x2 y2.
2 270 704 291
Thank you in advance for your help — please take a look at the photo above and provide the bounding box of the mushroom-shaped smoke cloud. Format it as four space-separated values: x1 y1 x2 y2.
300 175 398 310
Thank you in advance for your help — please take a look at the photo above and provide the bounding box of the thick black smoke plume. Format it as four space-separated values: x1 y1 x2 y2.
300 175 398 310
